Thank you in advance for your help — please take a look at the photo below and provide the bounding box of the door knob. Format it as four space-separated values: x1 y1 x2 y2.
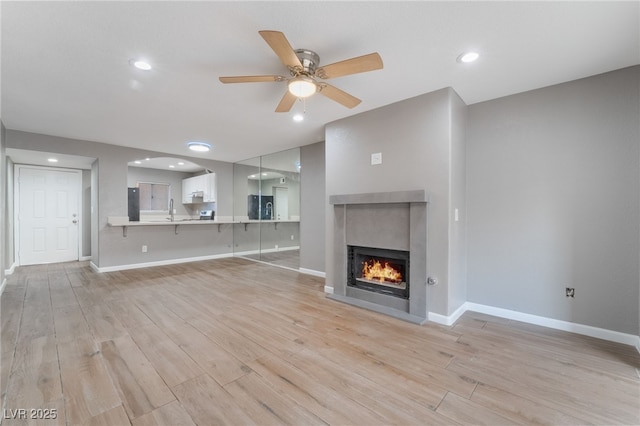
72 219 78 224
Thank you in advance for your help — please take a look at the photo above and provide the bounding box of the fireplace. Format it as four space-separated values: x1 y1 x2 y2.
328 190 429 324
348 246 409 299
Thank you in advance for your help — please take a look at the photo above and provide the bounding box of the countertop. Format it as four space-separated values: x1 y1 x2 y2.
107 216 299 227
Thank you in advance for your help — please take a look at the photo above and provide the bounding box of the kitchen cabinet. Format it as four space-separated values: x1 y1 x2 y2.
204 173 217 202
182 173 216 204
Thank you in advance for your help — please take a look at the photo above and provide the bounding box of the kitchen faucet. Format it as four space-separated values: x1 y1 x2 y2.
265 201 273 220
169 198 174 222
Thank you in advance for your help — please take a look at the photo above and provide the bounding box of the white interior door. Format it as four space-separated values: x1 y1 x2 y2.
17 166 81 265
274 186 288 221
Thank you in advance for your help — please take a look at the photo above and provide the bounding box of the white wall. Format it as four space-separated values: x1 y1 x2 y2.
466 66 639 335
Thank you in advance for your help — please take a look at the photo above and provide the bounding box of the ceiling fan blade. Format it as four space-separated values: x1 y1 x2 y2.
275 90 298 113
259 30 303 70
219 75 286 84
316 53 383 79
318 83 361 109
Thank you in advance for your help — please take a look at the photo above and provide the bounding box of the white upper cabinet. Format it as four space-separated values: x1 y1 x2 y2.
182 173 216 204
204 173 216 202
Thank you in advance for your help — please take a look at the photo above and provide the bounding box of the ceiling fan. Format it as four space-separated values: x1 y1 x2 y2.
219 30 383 112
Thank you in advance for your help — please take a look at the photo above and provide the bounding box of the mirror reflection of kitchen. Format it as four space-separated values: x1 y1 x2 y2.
127 157 217 222
247 170 288 220
232 147 300 271
259 148 300 270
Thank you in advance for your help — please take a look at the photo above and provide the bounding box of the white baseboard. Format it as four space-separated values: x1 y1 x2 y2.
234 246 300 257
0 278 6 296
428 301 639 348
90 252 234 273
428 302 467 326
299 268 326 278
79 256 92 262
4 262 16 276
324 285 334 294
263 245 299 254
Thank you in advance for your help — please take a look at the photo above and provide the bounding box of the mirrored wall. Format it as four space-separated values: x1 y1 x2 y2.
233 147 300 270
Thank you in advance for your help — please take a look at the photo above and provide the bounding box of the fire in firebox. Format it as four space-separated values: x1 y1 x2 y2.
348 245 409 298
361 259 403 285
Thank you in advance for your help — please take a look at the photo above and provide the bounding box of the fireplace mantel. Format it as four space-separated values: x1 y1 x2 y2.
328 190 429 324
329 189 429 205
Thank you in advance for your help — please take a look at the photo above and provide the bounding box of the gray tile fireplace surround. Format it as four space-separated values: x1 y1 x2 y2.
328 190 429 324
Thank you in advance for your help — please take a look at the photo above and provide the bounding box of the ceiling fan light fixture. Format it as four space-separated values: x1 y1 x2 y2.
187 142 211 152
288 76 317 98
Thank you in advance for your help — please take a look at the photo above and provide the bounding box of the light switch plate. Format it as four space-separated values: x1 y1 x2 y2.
371 152 382 165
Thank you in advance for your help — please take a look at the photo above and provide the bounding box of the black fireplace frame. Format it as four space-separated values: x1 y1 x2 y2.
347 245 410 299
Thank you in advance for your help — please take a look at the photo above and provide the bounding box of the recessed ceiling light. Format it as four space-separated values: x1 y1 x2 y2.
187 142 211 152
132 60 152 71
168 165 175 168
177 162 185 166
47 158 58 163
293 114 304 122
262 173 268 176
457 52 479 63
134 160 142 164
145 158 151 161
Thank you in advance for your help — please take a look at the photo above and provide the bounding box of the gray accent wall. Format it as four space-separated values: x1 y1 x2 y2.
6 130 233 269
325 87 467 316
300 141 325 273
91 159 99 263
1 121 5 286
449 91 468 314
466 66 640 335
82 170 91 257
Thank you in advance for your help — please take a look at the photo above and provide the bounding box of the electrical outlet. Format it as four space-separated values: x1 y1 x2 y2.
275 244 279 250
290 234 294 240
565 287 575 298
142 245 148 253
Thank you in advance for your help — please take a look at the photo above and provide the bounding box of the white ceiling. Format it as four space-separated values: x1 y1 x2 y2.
6 148 95 170
127 157 205 173
2 1 638 163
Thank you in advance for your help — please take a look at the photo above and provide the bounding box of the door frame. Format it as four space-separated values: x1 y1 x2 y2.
14 164 84 266
273 186 289 221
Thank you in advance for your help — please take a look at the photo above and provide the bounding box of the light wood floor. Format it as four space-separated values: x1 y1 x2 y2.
243 249 300 271
1 258 639 425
